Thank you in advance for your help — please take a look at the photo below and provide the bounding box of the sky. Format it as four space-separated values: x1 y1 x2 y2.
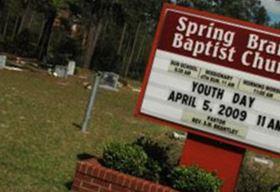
260 0 280 23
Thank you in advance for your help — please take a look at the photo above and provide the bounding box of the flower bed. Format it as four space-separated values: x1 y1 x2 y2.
71 158 178 192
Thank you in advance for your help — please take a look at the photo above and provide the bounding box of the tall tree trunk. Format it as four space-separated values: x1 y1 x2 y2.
18 0 32 34
100 19 109 44
27 13 34 29
124 22 141 78
117 23 127 55
2 13 10 37
82 29 88 48
12 16 20 40
121 37 131 75
136 36 146 62
36 11 56 60
83 21 103 69
37 19 46 46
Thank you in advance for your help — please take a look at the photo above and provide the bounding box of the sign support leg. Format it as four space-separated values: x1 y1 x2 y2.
180 133 245 192
81 72 102 133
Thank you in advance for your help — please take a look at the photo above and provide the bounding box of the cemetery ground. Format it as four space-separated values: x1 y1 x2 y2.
0 67 182 192
0 66 279 191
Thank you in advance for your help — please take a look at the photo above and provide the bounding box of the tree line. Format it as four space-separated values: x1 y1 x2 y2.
0 0 278 79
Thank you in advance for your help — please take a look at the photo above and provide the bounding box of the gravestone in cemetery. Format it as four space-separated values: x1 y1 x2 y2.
99 72 119 91
67 61 76 75
0 55 7 69
54 65 68 78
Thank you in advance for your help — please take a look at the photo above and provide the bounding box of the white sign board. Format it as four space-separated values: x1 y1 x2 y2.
141 50 280 153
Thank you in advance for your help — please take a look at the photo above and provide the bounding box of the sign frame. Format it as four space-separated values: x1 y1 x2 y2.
135 3 280 158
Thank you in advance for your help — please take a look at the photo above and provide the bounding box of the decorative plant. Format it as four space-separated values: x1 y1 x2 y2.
102 142 148 177
169 166 222 192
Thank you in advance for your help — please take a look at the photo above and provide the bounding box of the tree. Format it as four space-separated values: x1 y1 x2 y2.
176 0 270 25
76 0 125 69
34 0 78 60
35 1 56 60
1 0 24 38
17 0 33 34
117 0 163 77
271 22 280 29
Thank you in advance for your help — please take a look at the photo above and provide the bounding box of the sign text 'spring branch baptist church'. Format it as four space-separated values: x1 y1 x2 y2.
136 5 280 155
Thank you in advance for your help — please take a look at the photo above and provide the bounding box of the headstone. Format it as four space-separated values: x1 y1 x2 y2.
0 55 7 69
67 61 76 75
99 72 119 91
54 65 68 78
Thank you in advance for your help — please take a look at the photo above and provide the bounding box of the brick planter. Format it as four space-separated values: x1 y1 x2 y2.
71 159 178 192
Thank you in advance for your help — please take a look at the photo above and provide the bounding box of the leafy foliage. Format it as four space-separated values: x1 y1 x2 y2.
0 0 277 75
134 136 173 182
272 185 280 192
102 143 148 177
1 29 35 57
271 22 280 29
13 29 35 57
47 29 81 66
169 166 222 192
101 139 223 191
176 0 270 25
236 163 278 192
102 138 177 183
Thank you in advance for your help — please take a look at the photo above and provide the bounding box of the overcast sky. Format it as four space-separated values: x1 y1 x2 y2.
261 0 280 23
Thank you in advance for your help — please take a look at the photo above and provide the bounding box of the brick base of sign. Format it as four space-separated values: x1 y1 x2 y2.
71 159 178 192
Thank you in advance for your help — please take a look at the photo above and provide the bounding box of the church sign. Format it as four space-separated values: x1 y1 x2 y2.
136 4 280 154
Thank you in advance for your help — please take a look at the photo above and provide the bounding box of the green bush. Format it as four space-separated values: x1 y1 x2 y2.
142 158 162 182
236 163 277 192
102 141 223 191
102 143 148 177
102 138 171 183
272 186 280 192
169 166 222 192
134 136 173 183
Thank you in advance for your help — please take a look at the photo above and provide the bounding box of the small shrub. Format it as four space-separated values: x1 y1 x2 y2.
102 143 148 177
169 166 222 192
134 136 173 182
272 185 280 192
134 137 170 166
236 163 277 192
102 141 223 191
143 159 162 182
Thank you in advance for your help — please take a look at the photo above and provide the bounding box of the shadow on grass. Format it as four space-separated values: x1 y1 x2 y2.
65 153 98 191
64 181 73 191
77 153 96 161
72 123 81 130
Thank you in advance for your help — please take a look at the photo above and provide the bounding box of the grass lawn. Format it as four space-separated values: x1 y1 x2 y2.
0 69 182 191
0 68 279 191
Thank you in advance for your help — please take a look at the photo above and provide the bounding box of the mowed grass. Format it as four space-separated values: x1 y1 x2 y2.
0 69 174 191
0 69 279 192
